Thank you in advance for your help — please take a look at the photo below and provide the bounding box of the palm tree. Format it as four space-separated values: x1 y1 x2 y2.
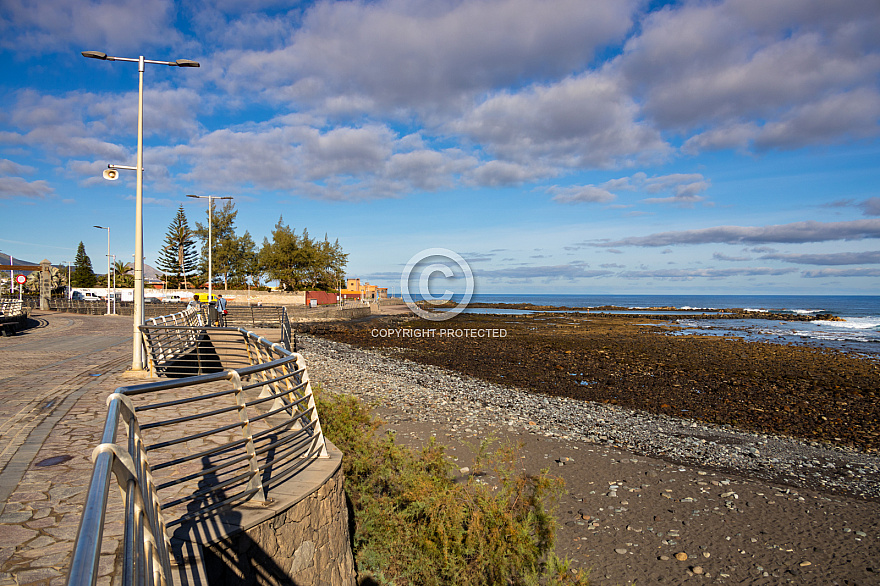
113 260 134 288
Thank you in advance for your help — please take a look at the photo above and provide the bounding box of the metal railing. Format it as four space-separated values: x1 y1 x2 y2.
140 307 293 378
144 306 203 328
222 305 292 351
225 304 291 350
67 326 327 586
140 307 206 377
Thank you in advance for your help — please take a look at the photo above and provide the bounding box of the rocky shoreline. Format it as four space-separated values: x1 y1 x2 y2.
457 302 846 321
300 331 880 585
299 334 880 500
299 311 879 451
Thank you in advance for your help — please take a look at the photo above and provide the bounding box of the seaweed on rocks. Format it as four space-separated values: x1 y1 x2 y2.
315 313 880 452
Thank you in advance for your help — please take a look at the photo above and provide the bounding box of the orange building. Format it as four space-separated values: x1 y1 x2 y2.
341 278 387 300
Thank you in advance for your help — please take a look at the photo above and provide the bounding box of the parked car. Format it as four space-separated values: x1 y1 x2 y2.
72 291 102 302
161 295 182 303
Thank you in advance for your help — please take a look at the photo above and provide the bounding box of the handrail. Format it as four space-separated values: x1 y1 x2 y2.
67 323 327 586
144 305 203 328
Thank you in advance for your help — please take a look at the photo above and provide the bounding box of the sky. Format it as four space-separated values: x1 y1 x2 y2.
1 0 879 296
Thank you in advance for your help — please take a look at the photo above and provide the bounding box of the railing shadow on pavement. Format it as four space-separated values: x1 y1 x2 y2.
66 314 329 586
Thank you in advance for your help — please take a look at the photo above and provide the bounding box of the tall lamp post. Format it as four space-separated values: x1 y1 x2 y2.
59 261 71 300
94 225 111 315
82 50 199 371
186 194 232 300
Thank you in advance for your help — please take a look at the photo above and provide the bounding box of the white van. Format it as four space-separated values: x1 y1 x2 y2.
72 291 102 302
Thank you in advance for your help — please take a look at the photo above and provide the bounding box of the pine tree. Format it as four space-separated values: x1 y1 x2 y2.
156 206 198 288
71 242 97 287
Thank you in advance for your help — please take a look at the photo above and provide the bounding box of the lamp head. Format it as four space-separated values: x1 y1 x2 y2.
174 59 200 67
103 168 119 181
82 51 108 60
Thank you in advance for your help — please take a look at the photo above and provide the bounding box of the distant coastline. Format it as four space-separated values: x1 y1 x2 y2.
441 293 880 317
396 294 880 355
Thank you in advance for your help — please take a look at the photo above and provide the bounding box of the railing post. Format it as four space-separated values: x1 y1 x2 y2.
295 354 329 459
231 371 266 502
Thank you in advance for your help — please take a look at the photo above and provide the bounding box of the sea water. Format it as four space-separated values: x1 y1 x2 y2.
445 294 880 356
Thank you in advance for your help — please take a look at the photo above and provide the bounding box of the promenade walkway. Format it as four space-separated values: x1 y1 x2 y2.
0 312 145 585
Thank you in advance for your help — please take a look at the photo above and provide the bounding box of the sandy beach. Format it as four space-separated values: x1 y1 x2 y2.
296 307 880 585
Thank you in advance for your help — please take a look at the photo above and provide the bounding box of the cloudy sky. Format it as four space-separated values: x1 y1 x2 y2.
1 0 879 295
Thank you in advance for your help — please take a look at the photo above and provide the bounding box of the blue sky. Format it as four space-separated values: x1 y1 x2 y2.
1 0 879 295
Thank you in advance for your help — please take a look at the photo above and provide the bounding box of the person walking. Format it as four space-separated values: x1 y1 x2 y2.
217 294 227 326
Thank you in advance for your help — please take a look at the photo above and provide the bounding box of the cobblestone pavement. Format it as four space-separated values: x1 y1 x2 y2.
0 312 136 586
0 313 301 586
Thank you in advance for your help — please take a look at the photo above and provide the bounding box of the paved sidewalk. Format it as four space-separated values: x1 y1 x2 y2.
0 312 298 586
0 312 138 586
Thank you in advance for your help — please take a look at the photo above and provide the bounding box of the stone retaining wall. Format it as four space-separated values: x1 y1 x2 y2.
173 441 356 586
287 305 372 320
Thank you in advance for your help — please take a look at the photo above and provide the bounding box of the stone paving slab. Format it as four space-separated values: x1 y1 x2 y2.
0 312 300 586
0 313 138 586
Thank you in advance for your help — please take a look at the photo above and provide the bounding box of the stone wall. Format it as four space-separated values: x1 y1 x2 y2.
173 442 356 586
287 305 372 321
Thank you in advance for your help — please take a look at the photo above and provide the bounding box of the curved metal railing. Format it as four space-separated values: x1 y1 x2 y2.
67 327 327 586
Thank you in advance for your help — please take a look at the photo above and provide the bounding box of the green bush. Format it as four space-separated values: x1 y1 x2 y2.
315 390 590 586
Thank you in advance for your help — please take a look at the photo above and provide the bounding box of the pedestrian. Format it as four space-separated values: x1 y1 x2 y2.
217 294 227 326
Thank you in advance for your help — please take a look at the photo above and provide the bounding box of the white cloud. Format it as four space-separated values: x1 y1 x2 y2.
859 198 880 217
0 0 182 54
618 0 880 151
0 158 35 175
802 267 880 278
550 172 709 206
589 219 880 247
1 87 202 164
713 252 751 262
172 120 481 200
467 160 552 187
760 251 880 265
619 267 797 280
211 0 638 114
549 185 616 204
478 262 613 281
0 176 53 199
640 173 710 206
453 73 668 169
754 89 880 150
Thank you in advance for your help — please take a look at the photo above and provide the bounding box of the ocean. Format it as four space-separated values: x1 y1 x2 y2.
445 294 880 356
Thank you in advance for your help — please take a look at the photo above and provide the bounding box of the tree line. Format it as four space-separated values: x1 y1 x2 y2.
42 201 346 292
155 201 348 291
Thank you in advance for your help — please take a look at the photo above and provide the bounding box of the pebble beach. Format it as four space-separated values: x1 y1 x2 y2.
297 306 880 585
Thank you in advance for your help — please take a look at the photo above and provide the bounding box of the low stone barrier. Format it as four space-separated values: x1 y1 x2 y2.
174 443 355 586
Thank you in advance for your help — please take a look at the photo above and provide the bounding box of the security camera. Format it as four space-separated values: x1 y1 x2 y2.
103 168 119 181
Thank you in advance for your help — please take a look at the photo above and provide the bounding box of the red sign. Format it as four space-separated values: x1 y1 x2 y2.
15 275 26 285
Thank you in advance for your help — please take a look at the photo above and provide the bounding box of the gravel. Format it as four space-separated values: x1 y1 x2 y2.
300 334 880 501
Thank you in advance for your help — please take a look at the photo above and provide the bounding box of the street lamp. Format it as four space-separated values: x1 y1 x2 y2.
186 194 232 300
82 50 200 371
110 254 117 314
62 261 71 300
94 225 111 315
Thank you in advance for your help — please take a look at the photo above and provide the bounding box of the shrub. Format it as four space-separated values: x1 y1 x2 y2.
315 389 590 586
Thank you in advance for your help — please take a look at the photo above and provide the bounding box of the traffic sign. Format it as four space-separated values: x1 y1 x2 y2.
15 275 26 285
